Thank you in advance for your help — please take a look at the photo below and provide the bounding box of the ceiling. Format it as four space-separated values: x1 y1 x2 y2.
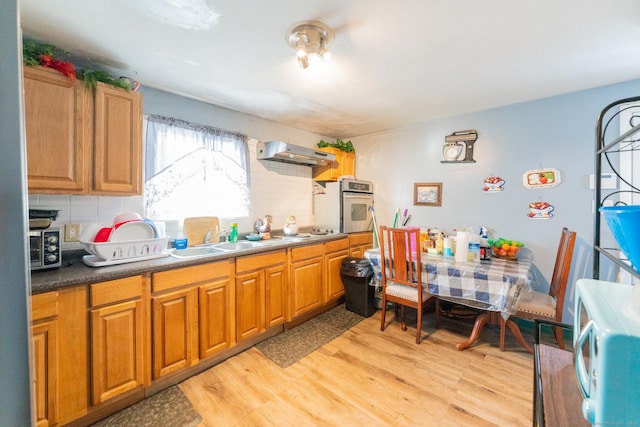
18 0 640 139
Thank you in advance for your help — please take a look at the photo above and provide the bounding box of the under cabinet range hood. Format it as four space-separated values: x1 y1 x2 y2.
257 141 336 166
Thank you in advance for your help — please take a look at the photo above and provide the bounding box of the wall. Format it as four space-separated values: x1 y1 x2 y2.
0 1 35 423
27 71 640 321
352 79 640 322
29 86 329 249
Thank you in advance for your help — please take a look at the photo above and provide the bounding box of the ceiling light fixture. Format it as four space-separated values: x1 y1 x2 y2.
286 20 334 69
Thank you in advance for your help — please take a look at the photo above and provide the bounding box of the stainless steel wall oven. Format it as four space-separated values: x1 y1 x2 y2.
313 178 373 233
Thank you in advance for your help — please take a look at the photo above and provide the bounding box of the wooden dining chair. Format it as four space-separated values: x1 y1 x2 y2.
378 225 440 344
501 227 576 350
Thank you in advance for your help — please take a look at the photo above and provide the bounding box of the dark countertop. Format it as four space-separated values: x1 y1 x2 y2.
30 233 348 294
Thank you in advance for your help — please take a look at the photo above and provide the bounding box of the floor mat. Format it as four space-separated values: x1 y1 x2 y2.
91 385 201 427
256 304 366 368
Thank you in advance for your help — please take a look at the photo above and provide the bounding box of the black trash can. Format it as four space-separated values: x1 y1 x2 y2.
340 257 376 317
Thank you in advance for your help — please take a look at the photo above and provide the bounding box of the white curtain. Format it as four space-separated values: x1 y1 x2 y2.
144 115 250 220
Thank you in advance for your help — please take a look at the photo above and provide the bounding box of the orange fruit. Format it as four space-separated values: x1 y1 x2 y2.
501 243 511 251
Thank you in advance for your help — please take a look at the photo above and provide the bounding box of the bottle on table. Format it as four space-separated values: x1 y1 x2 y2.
468 227 480 262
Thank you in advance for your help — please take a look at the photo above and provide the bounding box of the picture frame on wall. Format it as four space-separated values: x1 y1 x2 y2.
414 182 442 206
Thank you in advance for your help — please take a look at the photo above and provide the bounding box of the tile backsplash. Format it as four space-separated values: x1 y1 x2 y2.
30 139 316 250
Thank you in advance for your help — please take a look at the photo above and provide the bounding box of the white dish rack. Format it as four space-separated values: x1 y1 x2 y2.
81 237 169 267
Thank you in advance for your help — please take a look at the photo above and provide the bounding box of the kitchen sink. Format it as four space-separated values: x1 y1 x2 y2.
169 246 226 259
213 240 270 251
170 239 279 258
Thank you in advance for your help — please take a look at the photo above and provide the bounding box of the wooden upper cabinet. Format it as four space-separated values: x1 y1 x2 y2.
23 66 143 195
313 147 356 182
24 66 87 192
92 82 143 194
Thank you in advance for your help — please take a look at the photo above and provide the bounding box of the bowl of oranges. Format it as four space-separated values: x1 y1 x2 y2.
490 238 524 260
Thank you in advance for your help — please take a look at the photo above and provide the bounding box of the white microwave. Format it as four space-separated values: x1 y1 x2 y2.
573 279 640 425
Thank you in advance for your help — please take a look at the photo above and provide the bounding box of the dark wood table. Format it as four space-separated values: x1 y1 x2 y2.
365 248 534 352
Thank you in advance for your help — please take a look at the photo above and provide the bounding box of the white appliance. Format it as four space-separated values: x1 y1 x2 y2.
573 279 640 425
314 178 373 233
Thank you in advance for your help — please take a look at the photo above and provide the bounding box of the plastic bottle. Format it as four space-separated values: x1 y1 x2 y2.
455 230 469 262
435 232 444 255
174 232 188 250
443 234 454 257
468 227 480 262
229 223 238 242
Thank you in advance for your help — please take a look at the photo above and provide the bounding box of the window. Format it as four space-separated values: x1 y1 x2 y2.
143 115 250 220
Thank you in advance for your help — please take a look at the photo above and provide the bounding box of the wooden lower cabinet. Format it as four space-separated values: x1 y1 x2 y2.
90 276 146 405
31 291 59 427
152 260 234 378
324 237 350 302
151 287 199 379
198 263 236 359
349 231 373 258
288 244 324 320
236 251 287 341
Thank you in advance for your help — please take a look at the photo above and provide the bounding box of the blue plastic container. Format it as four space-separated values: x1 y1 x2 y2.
600 205 640 272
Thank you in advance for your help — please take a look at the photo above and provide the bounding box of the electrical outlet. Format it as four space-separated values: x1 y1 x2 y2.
65 224 80 242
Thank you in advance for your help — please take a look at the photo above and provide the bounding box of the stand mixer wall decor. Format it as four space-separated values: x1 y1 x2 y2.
441 129 478 163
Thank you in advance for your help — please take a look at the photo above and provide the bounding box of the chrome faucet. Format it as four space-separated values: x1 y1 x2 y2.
205 227 230 244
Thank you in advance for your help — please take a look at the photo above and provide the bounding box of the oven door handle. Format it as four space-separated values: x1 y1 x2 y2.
342 193 373 200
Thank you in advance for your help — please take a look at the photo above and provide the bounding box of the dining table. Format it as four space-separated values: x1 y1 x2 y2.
364 247 534 352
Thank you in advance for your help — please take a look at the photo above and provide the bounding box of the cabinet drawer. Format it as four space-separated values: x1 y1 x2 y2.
153 260 234 293
90 276 142 307
31 291 59 321
349 232 373 246
236 250 286 274
324 237 349 253
290 244 324 262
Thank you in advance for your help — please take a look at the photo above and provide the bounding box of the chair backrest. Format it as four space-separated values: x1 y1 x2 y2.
550 227 577 319
378 226 422 290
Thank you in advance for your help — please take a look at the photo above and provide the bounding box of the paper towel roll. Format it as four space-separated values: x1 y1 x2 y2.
455 231 469 263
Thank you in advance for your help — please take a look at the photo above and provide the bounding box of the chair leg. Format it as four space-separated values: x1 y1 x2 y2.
400 305 407 331
416 305 423 344
380 295 387 331
553 326 566 350
499 316 506 351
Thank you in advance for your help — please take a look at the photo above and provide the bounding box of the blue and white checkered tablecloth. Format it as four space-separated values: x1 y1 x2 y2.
364 248 533 317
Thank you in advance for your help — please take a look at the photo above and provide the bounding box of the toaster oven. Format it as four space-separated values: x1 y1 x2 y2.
29 228 61 270
574 279 640 425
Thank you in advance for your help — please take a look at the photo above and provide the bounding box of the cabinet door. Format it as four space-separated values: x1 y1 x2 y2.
199 278 233 359
265 264 286 328
325 249 349 301
152 288 198 379
92 83 143 195
235 271 263 341
91 299 144 404
349 232 373 258
313 147 356 181
24 66 87 193
32 320 58 427
289 256 324 318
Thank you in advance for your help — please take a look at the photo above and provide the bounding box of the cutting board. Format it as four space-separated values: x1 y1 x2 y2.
183 216 221 246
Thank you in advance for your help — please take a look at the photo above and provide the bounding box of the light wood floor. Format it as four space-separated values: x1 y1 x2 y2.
180 310 543 426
